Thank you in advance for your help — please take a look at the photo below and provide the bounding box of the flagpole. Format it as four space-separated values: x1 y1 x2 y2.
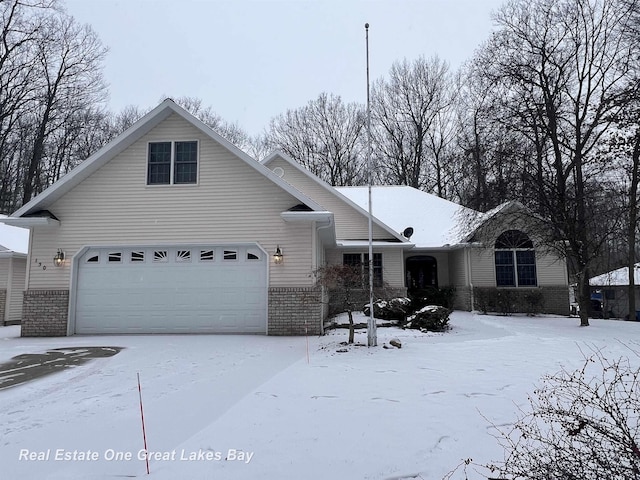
365 22 377 347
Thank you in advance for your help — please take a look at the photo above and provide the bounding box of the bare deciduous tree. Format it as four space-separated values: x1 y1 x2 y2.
314 264 365 344
0 1 109 212
371 55 453 192
469 0 638 326
21 11 108 204
170 96 253 153
266 92 366 186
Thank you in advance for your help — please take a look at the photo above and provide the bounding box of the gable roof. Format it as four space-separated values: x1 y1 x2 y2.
262 152 409 244
336 186 478 248
11 99 324 219
590 263 640 287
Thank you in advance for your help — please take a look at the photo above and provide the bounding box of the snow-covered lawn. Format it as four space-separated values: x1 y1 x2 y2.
1 311 639 480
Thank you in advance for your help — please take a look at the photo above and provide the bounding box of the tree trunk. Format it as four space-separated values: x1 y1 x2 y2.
628 130 640 320
347 310 354 344
578 269 591 327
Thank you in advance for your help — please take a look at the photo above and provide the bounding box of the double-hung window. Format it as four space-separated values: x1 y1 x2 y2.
147 141 198 185
343 253 383 287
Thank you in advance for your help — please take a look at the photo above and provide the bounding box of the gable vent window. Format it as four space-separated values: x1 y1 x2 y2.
147 141 198 185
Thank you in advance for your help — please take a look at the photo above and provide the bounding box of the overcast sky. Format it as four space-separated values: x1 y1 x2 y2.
64 0 504 136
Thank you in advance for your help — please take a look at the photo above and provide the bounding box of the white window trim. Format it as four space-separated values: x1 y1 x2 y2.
146 140 199 186
495 248 538 288
342 252 384 285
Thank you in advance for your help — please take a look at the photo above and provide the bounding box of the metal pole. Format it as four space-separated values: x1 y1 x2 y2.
365 23 377 347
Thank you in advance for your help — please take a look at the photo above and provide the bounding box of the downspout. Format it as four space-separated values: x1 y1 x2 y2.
465 247 474 311
25 227 34 294
4 256 13 325
311 221 318 275
316 217 334 334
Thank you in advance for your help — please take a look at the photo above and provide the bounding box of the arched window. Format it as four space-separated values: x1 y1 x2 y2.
494 230 537 287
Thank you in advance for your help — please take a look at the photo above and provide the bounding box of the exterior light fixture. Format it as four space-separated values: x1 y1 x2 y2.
273 246 283 264
53 249 65 267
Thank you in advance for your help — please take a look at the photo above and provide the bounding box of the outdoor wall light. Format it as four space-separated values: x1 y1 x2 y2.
53 249 65 267
273 246 283 264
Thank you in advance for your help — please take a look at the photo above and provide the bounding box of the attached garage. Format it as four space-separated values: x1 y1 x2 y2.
71 244 268 334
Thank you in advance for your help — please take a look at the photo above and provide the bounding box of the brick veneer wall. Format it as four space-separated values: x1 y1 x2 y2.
452 286 472 311
472 286 570 316
21 290 69 337
0 289 6 325
268 287 323 335
540 286 570 315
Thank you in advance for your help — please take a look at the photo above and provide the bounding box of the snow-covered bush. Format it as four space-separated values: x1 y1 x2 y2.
488 348 640 479
362 297 411 320
405 305 451 332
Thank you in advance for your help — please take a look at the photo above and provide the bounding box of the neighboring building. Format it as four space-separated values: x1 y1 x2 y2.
1 100 570 337
590 264 640 319
0 218 29 325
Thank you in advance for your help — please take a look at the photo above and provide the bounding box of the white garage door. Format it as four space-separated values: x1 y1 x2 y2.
74 245 267 334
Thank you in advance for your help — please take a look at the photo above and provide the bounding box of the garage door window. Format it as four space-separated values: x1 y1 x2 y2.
86 254 99 263
131 251 145 262
154 250 168 263
108 252 122 263
224 250 237 260
176 250 191 262
200 250 214 261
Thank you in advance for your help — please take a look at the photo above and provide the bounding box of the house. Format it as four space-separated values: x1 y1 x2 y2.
1 99 570 337
0 217 29 325
589 264 640 319
262 154 570 316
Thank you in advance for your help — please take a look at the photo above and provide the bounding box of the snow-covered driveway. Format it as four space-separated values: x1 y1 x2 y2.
1 312 639 480
0 332 306 479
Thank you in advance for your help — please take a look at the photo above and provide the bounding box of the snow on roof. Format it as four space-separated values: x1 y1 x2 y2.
590 263 640 286
0 215 29 254
335 186 478 248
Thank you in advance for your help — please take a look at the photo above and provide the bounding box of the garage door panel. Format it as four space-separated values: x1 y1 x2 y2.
75 245 267 334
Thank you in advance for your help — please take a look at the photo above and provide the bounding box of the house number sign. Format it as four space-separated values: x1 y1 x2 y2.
33 258 46 270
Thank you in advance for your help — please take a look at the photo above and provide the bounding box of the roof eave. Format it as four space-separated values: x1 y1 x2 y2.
281 210 336 247
335 240 413 249
0 217 59 227
263 151 408 243
0 251 27 258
